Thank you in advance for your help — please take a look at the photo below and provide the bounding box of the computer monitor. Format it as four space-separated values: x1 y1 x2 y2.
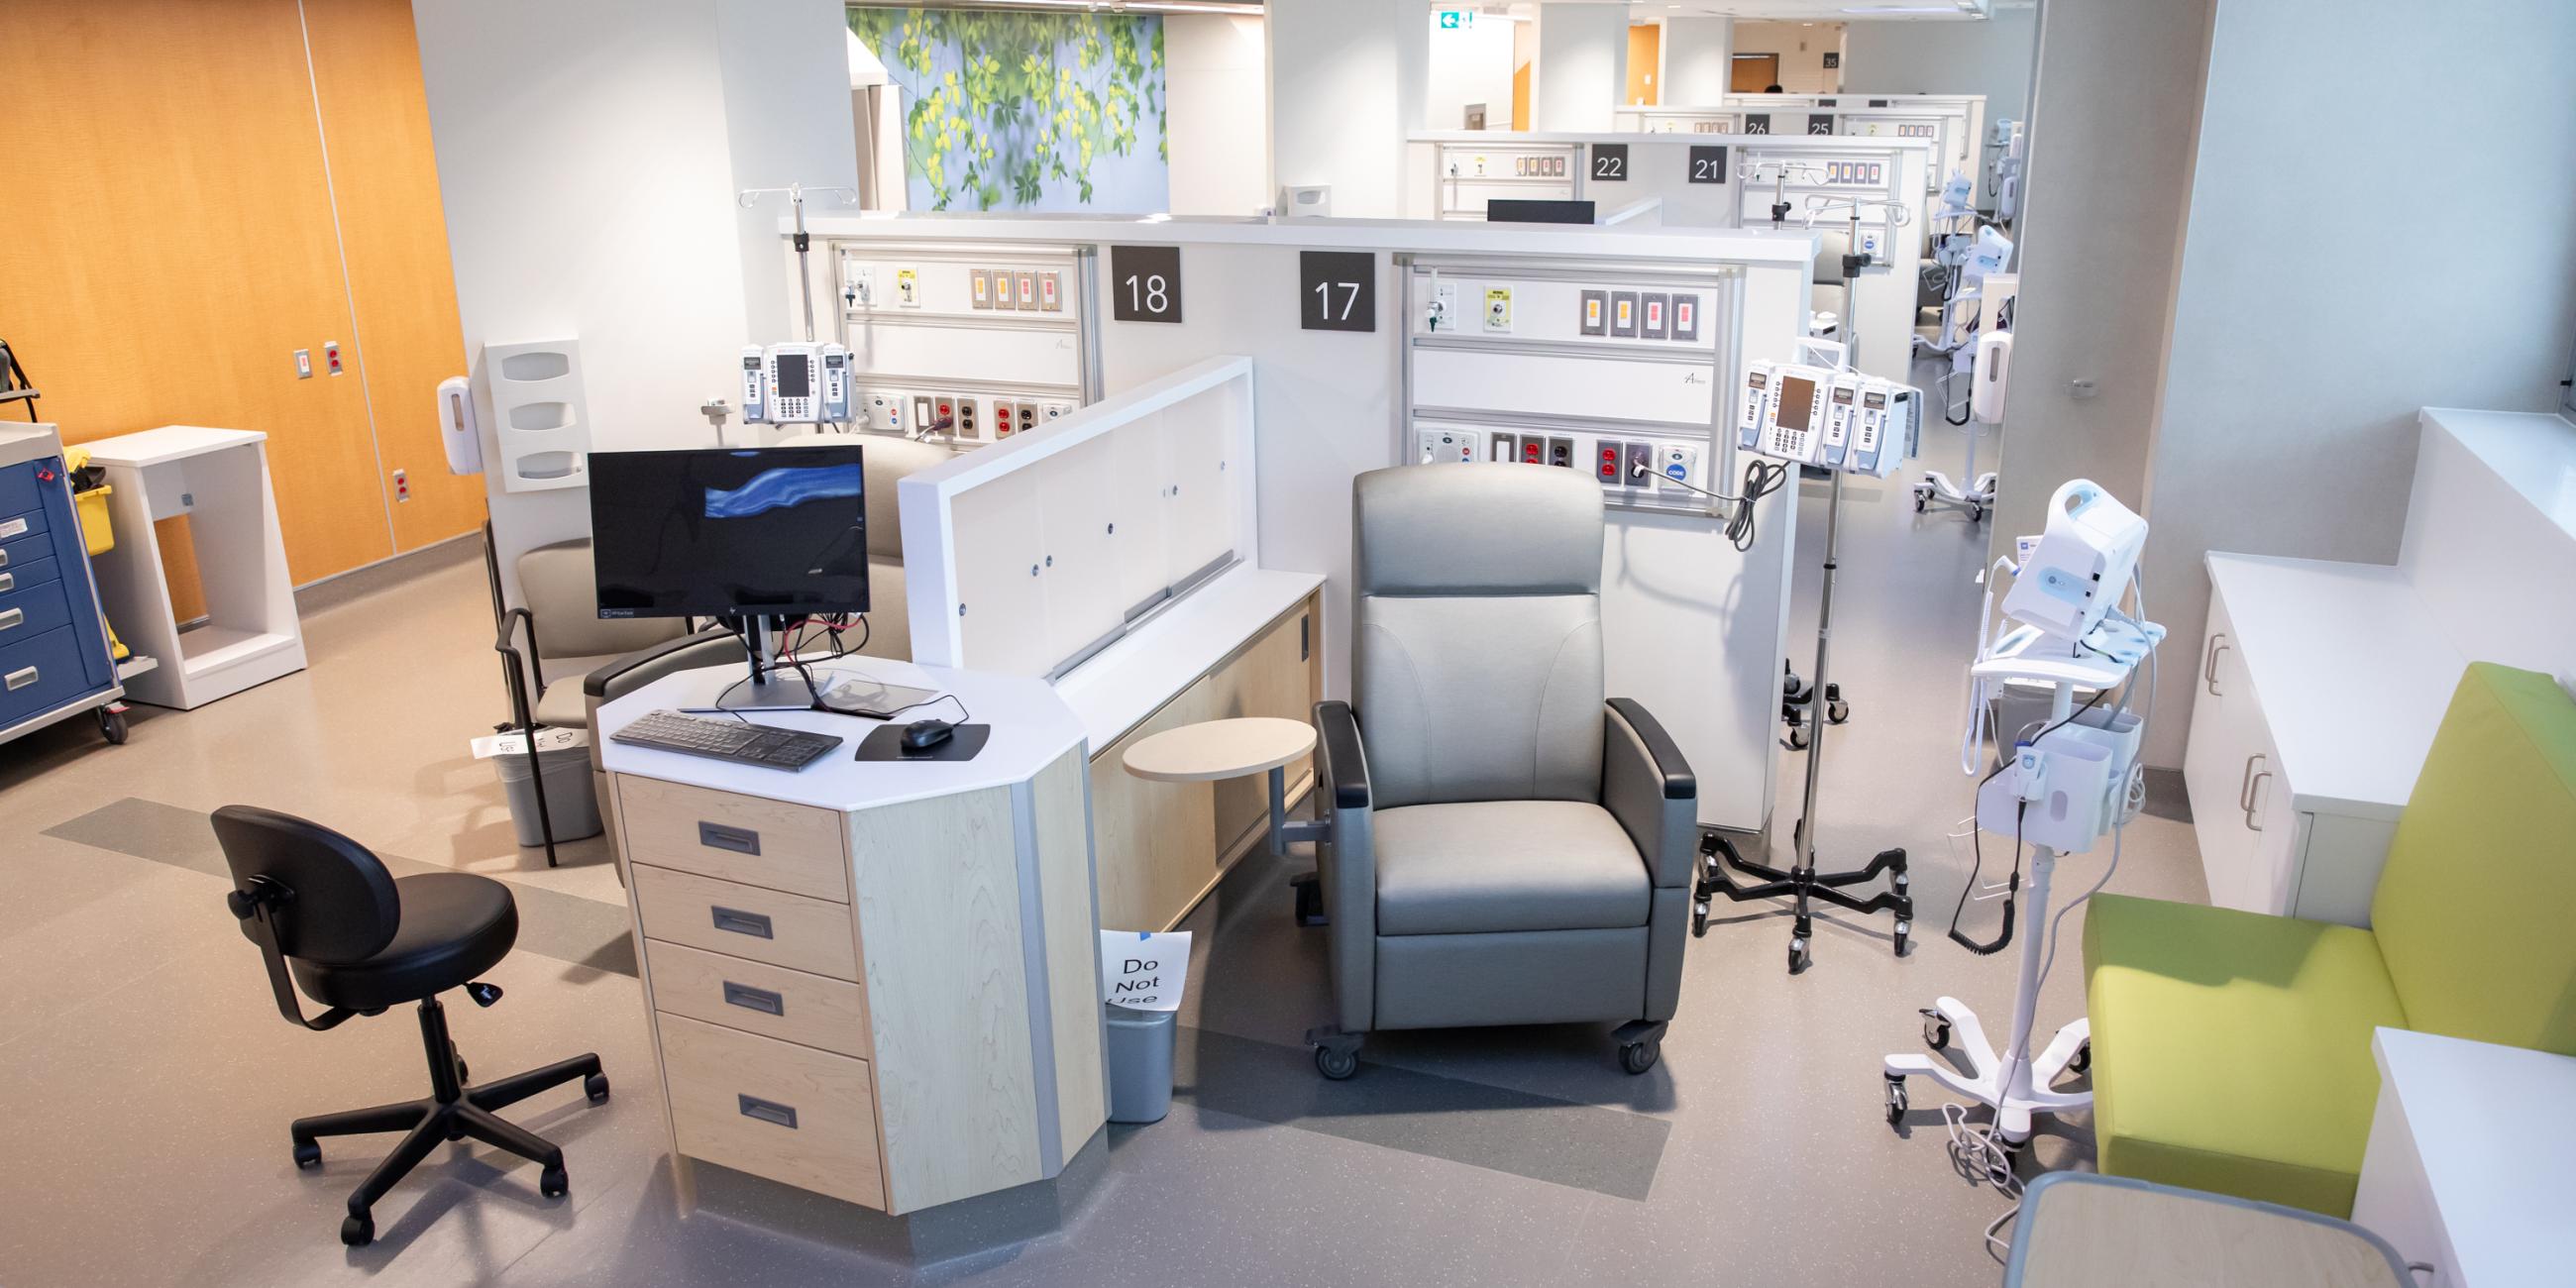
587 446 869 621
588 446 870 709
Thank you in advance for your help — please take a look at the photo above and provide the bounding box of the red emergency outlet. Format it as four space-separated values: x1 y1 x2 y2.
1522 441 1545 464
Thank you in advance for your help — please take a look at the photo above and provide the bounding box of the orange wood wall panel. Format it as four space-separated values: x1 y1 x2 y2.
301 0 487 553
4 0 396 586
1625 24 1661 107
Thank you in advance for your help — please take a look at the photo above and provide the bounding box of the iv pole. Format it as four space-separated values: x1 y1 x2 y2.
1693 185 1915 975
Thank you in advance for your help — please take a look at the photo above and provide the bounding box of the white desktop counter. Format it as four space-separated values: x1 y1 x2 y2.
598 661 1105 1217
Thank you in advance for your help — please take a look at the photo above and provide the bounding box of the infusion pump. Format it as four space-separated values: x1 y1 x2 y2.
1734 360 1918 478
739 342 852 425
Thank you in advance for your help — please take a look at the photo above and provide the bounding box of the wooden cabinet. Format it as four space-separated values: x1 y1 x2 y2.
608 695 1105 1218
1089 591 1320 931
2183 557 2459 926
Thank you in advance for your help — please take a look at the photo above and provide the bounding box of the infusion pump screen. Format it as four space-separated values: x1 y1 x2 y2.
1777 376 1817 426
775 352 811 398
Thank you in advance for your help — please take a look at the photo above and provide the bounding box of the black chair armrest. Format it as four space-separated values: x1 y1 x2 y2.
584 626 745 701
1315 699 1371 810
1606 698 1695 800
1603 698 1698 889
493 607 540 731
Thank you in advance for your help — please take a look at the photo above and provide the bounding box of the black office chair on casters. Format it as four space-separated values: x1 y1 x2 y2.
214 805 609 1247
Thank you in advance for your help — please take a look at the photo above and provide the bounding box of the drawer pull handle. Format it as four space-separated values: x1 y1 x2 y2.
0 518 25 540
0 607 20 633
737 1095 800 1129
698 821 761 855
5 665 35 691
2203 633 2229 697
0 546 10 568
0 573 12 594
2244 771 2273 830
709 906 774 939
723 982 785 1016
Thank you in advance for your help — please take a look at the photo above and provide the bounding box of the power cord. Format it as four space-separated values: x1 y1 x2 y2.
1627 456 1792 552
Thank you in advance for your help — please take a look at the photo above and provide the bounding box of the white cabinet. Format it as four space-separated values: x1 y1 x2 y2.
2182 556 2459 926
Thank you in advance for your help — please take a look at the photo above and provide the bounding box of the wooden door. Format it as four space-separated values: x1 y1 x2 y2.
1732 54 1780 93
1625 24 1661 106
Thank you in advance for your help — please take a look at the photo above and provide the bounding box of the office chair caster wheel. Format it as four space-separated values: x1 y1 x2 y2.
341 1213 374 1247
540 1166 569 1199
2067 1039 2091 1076
585 1072 611 1103
1787 937 1810 974
97 707 129 745
1315 1045 1358 1081
293 1140 321 1169
1619 1037 1661 1075
1921 1011 1951 1051
1882 1074 1908 1127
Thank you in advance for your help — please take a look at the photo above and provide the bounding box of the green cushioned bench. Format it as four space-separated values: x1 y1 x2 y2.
2084 662 2576 1217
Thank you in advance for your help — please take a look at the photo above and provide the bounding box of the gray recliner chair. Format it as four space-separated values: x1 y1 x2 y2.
1306 464 1697 1079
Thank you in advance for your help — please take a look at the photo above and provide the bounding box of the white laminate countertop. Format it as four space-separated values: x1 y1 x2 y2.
2205 552 2463 820
597 658 1087 812
2420 407 2576 542
1054 565 1325 750
75 425 268 467
2371 1027 2576 1288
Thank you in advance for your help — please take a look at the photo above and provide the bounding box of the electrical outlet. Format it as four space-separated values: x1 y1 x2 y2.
1547 436 1575 469
1594 440 1626 483
323 341 344 375
293 349 312 379
391 469 410 501
957 396 979 437
1017 401 1037 435
1624 441 1655 487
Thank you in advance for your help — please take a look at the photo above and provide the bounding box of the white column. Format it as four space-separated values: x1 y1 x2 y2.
1533 3 1626 132
1267 0 1424 217
1662 16 1734 104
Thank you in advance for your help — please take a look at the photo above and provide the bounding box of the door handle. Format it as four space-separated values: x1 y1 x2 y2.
722 981 785 1016
709 906 774 939
2237 752 2265 812
2203 633 2229 696
736 1095 799 1129
2244 770 2273 831
698 821 761 856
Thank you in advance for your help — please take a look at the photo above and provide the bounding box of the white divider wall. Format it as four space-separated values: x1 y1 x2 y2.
803 216 1815 834
1618 94 1984 202
899 358 1256 678
1402 133 1928 389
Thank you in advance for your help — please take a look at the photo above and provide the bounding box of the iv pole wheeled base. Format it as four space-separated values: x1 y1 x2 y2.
1693 833 1911 972
1881 997 2090 1144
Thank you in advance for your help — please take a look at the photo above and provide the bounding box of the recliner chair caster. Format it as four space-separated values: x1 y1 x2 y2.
1308 1026 1363 1081
1619 1037 1661 1075
1289 871 1328 927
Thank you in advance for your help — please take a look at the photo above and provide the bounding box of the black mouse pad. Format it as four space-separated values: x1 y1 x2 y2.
854 723 992 763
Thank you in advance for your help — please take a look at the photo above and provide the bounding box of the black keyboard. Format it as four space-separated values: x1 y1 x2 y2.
610 710 842 770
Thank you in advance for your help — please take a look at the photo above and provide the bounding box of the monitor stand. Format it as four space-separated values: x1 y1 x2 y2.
713 615 822 711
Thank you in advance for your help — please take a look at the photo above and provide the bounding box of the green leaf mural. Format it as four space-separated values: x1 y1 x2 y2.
850 6 1168 213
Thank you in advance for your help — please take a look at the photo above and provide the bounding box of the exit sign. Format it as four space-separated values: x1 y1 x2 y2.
1438 9 1473 29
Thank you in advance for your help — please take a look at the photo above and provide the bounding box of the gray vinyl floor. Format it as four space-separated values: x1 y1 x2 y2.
0 362 2206 1287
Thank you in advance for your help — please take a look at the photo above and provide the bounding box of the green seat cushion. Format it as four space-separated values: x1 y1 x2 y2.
2084 893 2405 1217
2370 662 2576 1054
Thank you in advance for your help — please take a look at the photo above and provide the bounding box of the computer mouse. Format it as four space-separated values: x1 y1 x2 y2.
901 718 956 752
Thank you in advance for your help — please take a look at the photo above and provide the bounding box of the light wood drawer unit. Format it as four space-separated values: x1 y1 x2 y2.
658 1013 885 1210
642 938 870 1059
617 775 850 903
632 863 861 982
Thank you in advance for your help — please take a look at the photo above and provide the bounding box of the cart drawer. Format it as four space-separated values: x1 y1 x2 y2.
0 522 55 572
616 775 849 903
631 862 859 982
643 937 871 1059
0 626 105 727
658 1013 885 1209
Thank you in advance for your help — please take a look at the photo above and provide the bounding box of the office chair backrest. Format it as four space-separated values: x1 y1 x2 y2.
212 805 401 965
517 541 688 662
2369 662 2576 1054
1351 464 1605 808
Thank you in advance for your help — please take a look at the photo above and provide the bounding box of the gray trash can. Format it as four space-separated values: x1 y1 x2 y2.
1105 1004 1176 1125
495 743 603 846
